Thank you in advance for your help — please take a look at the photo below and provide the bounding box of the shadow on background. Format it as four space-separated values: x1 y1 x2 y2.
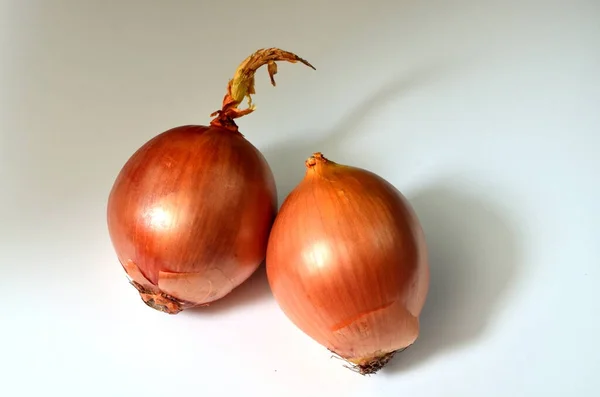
263 61 450 205
385 183 521 373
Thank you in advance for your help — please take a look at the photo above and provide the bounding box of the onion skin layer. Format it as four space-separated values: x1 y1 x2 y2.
266 153 430 374
107 125 277 313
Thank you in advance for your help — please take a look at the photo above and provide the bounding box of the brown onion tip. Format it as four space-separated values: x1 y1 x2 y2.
211 48 315 127
348 348 405 375
305 152 329 168
330 349 403 375
132 281 184 315
351 351 399 375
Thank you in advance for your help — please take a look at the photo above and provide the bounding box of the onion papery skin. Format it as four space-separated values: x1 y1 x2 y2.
107 125 277 313
266 153 430 374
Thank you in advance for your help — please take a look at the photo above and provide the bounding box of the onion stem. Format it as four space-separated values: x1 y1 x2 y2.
210 48 315 129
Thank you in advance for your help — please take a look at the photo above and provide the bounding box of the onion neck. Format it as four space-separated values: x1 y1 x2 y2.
210 48 315 131
305 152 330 168
305 152 341 177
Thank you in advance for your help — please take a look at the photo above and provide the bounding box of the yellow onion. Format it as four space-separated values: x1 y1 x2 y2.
107 49 314 314
266 153 430 374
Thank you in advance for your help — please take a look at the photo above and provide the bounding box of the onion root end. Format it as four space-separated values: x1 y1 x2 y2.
131 281 184 315
331 347 410 375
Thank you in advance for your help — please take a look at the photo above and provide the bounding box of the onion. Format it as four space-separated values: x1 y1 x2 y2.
266 153 430 374
107 48 315 314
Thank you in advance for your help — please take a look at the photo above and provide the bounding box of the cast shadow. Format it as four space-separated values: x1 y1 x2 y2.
385 183 522 373
262 60 453 206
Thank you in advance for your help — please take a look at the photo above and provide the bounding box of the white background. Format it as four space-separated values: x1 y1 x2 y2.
1 1 599 396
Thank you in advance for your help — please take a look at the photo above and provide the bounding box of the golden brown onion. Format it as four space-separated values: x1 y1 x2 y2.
266 153 430 374
107 49 314 314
